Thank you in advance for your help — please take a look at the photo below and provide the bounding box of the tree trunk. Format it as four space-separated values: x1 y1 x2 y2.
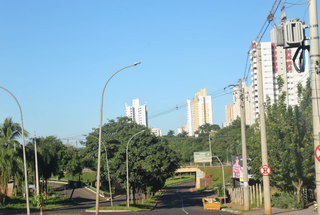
133 183 136 205
42 178 44 194
33 169 36 188
292 179 303 203
45 179 48 201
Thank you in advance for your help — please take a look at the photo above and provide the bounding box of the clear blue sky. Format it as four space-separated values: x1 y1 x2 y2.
0 1 315 146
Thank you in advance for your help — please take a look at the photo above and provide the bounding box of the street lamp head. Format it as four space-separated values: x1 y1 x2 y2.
133 62 141 66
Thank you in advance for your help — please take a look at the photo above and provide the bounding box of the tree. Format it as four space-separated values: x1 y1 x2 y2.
0 117 27 205
0 147 23 205
247 77 314 202
36 136 61 198
0 117 29 150
166 130 175 137
197 123 220 134
82 117 180 203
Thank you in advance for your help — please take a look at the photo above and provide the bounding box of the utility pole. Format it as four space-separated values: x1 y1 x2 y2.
209 135 212 166
34 132 40 195
309 1 320 215
239 79 250 210
257 42 272 214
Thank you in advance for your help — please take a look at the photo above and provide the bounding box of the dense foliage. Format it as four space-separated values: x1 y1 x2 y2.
248 77 314 202
81 117 181 197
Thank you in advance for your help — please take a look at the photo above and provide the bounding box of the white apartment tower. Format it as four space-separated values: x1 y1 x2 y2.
187 88 213 136
250 41 309 120
125 98 148 127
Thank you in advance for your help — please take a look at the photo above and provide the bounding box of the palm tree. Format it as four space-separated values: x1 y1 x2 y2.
0 147 23 205
0 117 29 150
36 136 60 199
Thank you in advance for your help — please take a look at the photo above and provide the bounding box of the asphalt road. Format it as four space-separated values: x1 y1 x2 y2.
5 181 233 215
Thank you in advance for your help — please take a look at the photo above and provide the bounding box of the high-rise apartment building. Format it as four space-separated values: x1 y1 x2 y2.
225 103 233 126
232 82 254 125
148 127 162 137
250 40 309 120
177 123 189 135
125 98 148 127
223 82 254 127
187 88 213 136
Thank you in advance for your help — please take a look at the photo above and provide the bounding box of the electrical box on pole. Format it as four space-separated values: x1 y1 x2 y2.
271 18 306 48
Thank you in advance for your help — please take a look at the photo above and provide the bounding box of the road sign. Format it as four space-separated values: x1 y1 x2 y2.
260 165 271 176
194 151 212 163
315 145 320 161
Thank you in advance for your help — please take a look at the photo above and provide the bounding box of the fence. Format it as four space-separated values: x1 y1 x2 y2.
228 184 263 206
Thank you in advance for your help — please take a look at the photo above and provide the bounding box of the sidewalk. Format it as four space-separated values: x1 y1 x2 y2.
244 207 316 215
225 203 317 215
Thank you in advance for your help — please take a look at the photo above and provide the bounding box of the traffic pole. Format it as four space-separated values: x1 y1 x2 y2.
257 42 272 214
239 79 250 210
308 1 320 214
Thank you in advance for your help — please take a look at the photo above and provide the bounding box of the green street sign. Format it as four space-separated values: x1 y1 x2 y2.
194 151 212 163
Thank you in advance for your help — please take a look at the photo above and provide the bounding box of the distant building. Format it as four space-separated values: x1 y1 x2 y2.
149 127 162 137
187 88 213 136
225 103 233 126
125 98 148 127
232 82 254 126
177 123 188 135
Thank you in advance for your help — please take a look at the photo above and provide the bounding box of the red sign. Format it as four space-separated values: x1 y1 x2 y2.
315 145 320 161
260 165 271 176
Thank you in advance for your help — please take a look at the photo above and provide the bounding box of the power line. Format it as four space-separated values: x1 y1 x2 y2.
148 87 234 120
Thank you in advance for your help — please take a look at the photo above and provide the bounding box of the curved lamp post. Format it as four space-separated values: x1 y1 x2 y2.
0 86 30 215
212 156 225 204
96 62 141 215
126 129 145 207
84 135 113 206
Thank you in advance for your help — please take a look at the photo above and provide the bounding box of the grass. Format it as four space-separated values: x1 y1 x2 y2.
165 175 194 186
198 166 232 185
49 214 82 215
0 195 76 210
0 185 77 210
53 172 96 182
89 190 163 211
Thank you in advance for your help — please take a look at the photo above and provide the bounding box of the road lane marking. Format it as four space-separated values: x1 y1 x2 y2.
176 191 188 214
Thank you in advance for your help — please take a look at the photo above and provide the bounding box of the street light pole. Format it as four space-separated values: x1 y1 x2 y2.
212 156 225 204
0 86 30 215
84 134 113 206
96 62 141 215
34 132 40 196
126 130 145 207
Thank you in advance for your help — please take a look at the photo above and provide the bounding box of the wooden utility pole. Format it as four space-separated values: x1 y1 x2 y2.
257 42 272 214
239 79 250 210
309 1 320 215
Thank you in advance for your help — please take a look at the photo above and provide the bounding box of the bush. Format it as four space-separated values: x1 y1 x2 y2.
271 192 304 209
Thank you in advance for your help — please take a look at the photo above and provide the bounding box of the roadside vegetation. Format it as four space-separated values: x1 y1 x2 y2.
0 78 315 210
89 190 163 211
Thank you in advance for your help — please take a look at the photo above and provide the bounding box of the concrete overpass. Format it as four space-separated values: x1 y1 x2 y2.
175 167 206 189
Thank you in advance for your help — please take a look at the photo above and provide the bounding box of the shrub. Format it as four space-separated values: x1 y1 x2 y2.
271 192 304 209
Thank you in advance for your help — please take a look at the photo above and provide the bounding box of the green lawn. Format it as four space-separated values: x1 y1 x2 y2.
89 190 163 211
54 172 96 183
165 175 194 186
0 195 76 210
198 166 232 185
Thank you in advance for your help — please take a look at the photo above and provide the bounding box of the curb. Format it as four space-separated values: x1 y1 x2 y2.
151 189 166 211
221 208 243 214
86 209 131 213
